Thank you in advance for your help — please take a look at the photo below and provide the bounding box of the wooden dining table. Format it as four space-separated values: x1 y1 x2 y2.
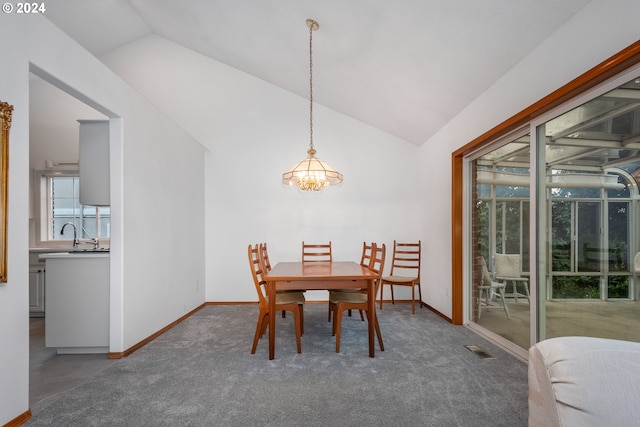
263 261 380 360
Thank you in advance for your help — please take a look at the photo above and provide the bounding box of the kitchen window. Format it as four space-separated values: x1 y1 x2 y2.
36 172 110 243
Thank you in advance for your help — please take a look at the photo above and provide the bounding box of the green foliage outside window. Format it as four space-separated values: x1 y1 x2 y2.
608 275 630 299
552 275 600 299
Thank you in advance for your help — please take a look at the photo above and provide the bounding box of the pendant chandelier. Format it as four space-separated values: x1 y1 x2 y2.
282 19 343 191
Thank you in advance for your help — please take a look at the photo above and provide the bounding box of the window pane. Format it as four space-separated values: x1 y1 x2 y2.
608 276 630 299
476 199 491 262
495 201 504 252
51 176 80 240
552 275 600 299
46 175 110 242
477 183 491 198
607 174 631 198
52 177 76 198
97 206 110 238
80 218 94 239
522 201 530 272
504 201 521 254
551 201 572 272
577 202 601 273
609 201 629 272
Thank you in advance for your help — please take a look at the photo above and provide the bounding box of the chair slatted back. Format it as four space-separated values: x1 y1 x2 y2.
370 243 386 275
360 242 374 268
494 253 522 278
370 243 386 295
389 240 421 280
248 244 268 307
302 241 332 262
259 243 272 272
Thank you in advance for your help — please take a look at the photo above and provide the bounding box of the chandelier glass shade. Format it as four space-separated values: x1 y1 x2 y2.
282 148 344 191
282 19 343 191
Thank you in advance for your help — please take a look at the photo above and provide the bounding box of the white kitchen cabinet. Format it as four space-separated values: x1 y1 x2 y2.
41 252 110 354
29 265 45 316
78 120 110 206
29 249 70 316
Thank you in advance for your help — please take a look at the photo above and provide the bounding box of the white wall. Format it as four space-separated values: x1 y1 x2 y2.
101 35 423 303
0 14 30 425
27 17 207 349
419 0 640 317
0 15 206 424
29 75 107 173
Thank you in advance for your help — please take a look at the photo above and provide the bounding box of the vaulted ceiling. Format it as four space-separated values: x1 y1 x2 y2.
43 0 593 146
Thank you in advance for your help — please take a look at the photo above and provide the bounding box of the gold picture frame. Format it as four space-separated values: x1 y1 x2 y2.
0 101 12 283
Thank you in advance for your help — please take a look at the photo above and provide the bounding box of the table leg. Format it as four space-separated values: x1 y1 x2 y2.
268 281 276 360
368 278 375 357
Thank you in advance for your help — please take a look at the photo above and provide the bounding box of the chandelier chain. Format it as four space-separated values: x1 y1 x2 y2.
281 19 343 191
309 23 314 151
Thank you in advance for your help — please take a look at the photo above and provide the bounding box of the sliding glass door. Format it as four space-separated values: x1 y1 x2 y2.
469 133 531 351
467 66 640 352
537 72 640 343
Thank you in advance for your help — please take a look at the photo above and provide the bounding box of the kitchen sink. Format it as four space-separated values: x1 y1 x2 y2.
70 248 110 253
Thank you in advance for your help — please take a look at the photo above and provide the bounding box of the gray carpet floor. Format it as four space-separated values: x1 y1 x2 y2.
26 303 528 426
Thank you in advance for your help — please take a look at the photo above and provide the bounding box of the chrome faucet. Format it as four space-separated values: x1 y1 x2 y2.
61 222 79 247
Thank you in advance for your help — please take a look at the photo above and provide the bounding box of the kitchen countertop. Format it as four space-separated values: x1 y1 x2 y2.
39 251 110 259
29 247 74 253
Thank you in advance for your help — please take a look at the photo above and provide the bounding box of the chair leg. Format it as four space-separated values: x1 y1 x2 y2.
299 304 305 335
251 312 268 354
374 316 384 351
411 282 415 314
334 305 343 353
259 314 269 338
292 308 302 354
498 288 511 319
282 310 286 318
327 302 332 322
331 302 338 336
409 281 422 314
332 304 381 353
480 287 491 320
379 285 384 310
358 310 365 321
390 285 395 304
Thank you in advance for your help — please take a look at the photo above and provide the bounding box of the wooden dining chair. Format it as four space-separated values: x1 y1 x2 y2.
260 242 272 273
494 253 530 303
302 241 332 262
360 241 374 268
477 256 510 319
329 243 386 353
327 242 373 322
379 240 422 314
248 244 304 354
262 242 305 320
